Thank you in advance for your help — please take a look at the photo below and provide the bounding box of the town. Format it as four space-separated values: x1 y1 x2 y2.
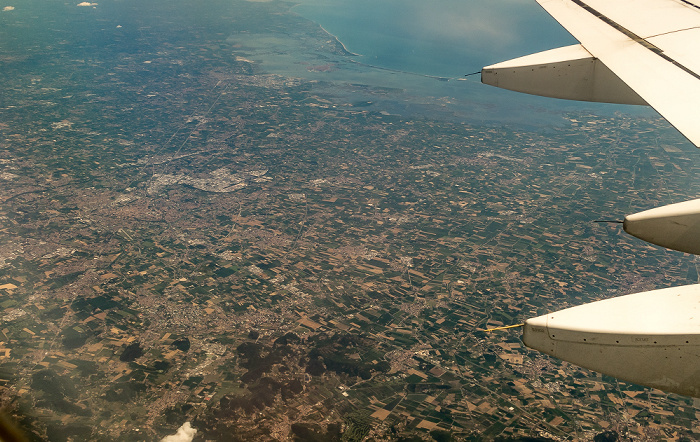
1 0 700 440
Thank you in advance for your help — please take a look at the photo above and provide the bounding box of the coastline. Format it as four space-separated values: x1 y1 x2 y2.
309 17 453 81
290 2 453 81
289 3 361 57
317 24 361 57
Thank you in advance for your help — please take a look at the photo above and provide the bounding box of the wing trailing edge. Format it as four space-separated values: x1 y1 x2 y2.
482 0 700 147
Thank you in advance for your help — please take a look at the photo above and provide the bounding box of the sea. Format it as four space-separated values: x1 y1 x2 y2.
292 0 574 79
258 0 655 127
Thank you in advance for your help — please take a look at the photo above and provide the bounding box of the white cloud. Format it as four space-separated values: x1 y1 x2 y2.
408 0 536 51
76 2 97 6
160 422 197 442
2 6 14 11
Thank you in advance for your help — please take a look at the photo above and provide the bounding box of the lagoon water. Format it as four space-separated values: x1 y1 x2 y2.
293 0 575 79
228 0 656 128
283 0 650 127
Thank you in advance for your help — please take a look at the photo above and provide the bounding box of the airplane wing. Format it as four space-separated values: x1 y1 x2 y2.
482 0 700 398
482 0 700 147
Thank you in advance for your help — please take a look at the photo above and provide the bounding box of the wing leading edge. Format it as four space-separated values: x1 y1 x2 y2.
482 0 700 147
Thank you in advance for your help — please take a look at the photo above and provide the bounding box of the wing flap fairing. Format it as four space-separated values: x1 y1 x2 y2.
523 284 700 397
482 44 646 104
484 0 700 398
624 198 700 255
482 0 700 147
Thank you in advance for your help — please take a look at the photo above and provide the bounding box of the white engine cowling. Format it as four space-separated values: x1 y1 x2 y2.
523 284 700 397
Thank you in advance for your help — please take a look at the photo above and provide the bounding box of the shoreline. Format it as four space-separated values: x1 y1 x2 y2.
317 24 361 57
289 3 361 57
291 3 453 81
313 19 453 81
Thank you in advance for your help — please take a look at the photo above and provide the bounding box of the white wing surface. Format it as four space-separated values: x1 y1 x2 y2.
482 0 700 398
483 0 700 147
